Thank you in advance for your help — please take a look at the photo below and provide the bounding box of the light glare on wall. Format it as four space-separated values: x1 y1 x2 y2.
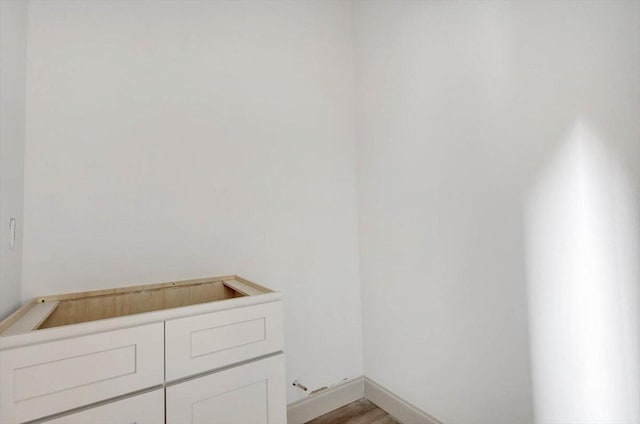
524 120 640 424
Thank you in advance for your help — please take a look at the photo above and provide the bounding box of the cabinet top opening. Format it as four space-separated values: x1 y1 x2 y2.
0 276 273 336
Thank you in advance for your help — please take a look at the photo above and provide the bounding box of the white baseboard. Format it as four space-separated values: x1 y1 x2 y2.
286 375 443 424
287 376 364 424
364 377 443 424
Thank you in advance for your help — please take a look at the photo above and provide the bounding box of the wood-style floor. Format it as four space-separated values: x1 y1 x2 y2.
306 399 399 424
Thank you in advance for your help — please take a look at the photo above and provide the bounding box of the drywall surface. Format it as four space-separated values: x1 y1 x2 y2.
22 0 362 402
354 1 639 424
0 0 27 320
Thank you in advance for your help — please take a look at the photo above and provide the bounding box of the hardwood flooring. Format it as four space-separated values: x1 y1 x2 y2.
306 398 399 424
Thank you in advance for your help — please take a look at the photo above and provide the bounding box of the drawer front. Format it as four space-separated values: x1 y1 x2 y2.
41 389 164 424
165 301 283 381
166 353 286 424
0 323 164 424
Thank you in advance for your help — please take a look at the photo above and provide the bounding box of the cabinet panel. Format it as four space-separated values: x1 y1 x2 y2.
165 301 283 381
0 323 164 424
166 354 286 424
41 389 163 424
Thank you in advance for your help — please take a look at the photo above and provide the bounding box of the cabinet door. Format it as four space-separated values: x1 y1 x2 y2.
0 322 164 424
165 301 283 381
166 354 286 424
41 389 163 424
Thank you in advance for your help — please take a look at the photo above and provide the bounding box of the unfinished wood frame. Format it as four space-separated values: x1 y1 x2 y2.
0 275 273 336
0 275 285 424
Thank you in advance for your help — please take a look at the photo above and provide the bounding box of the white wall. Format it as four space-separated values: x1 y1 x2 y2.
515 3 640 422
22 0 363 403
353 1 639 424
16 0 640 419
0 0 28 320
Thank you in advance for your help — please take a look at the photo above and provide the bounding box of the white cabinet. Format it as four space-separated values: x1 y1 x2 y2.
0 276 285 424
41 389 164 424
167 354 286 424
0 323 164 423
165 301 284 381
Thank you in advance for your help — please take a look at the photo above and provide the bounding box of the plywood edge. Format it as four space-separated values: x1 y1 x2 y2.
1 301 60 336
231 275 275 293
35 275 238 303
222 279 267 296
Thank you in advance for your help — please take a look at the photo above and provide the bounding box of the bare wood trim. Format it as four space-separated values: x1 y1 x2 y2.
233 275 274 293
0 275 276 338
2 302 60 336
222 280 267 296
38 282 243 329
35 275 238 303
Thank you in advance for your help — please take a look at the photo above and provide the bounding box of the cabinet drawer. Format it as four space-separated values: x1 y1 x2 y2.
0 323 164 424
165 301 283 381
166 353 286 424
41 389 163 424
